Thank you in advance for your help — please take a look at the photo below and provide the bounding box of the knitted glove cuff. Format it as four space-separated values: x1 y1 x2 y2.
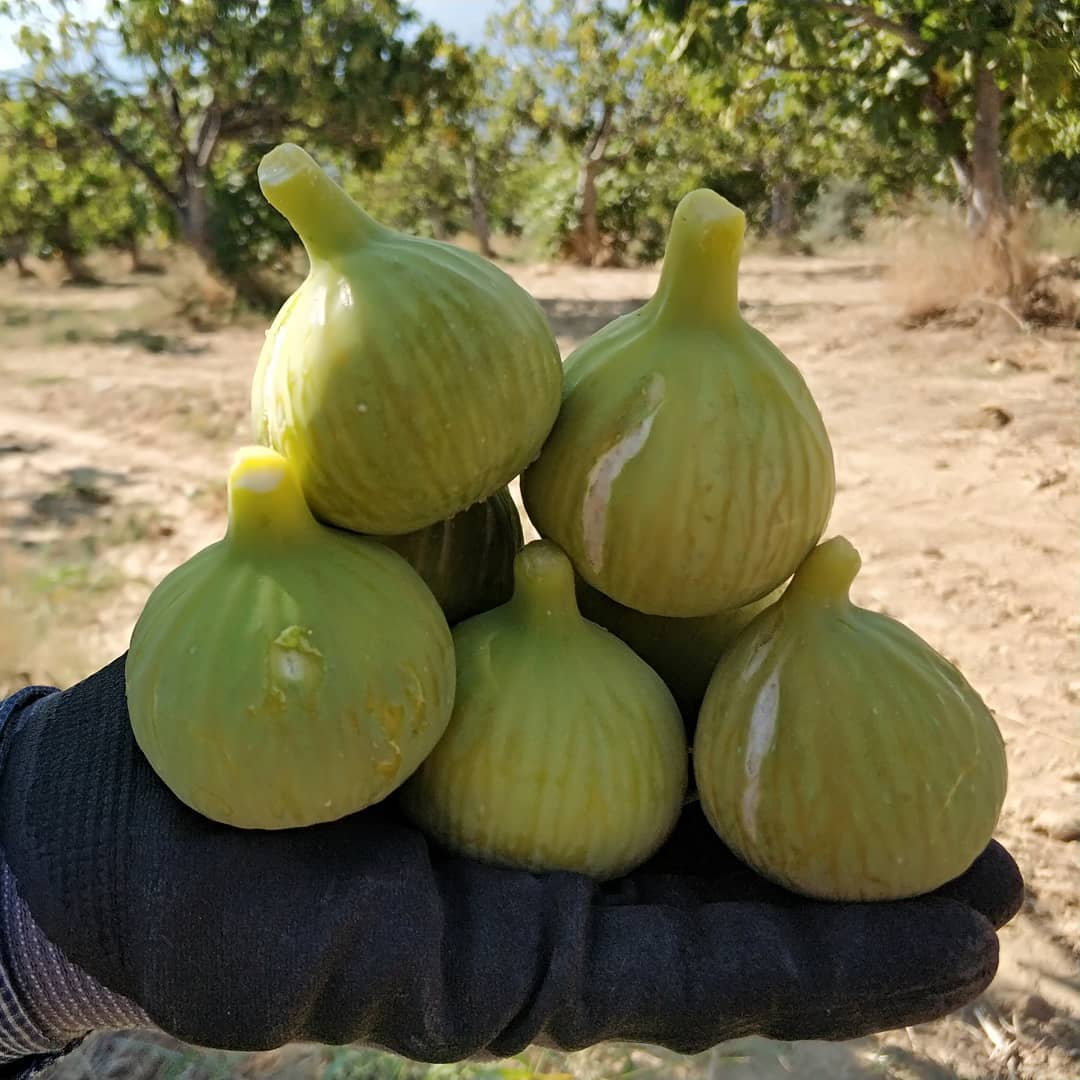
0 689 151 1067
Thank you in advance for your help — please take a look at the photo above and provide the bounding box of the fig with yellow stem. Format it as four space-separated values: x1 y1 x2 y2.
693 536 1008 901
125 446 456 830
523 188 835 617
401 540 688 880
253 143 563 535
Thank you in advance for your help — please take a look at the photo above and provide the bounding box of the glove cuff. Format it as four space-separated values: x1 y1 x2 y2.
0 688 151 1067
0 853 152 1064
0 689 55 779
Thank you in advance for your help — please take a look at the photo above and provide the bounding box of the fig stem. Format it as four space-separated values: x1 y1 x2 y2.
226 446 320 550
512 540 580 623
258 143 381 260
786 537 862 607
651 189 745 328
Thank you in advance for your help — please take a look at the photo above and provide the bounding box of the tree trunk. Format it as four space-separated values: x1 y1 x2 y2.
963 61 1025 302
967 64 1010 236
770 176 799 249
928 60 1010 238
128 234 158 274
13 251 35 279
426 203 451 241
60 247 98 285
7 237 35 278
571 160 603 266
465 149 495 259
47 217 98 284
949 155 974 207
566 100 616 266
177 154 214 259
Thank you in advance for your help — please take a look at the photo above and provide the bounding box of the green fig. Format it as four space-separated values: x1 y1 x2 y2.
575 577 786 733
125 446 456 830
522 188 835 617
372 487 524 626
693 537 1008 901
253 143 563 535
401 540 688 880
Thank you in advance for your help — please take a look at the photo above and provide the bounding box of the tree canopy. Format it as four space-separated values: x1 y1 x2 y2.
3 0 470 283
0 0 1075 286
489 0 737 264
646 0 1080 233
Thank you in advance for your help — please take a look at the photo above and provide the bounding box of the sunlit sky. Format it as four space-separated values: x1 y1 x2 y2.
412 0 503 43
0 0 504 71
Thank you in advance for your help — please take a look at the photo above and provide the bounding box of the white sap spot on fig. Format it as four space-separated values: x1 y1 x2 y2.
235 466 283 493
271 627 325 685
581 374 664 573
741 668 781 843
276 649 311 681
356 402 369 413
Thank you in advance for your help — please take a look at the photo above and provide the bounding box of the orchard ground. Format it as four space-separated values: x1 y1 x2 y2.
0 240 1077 1080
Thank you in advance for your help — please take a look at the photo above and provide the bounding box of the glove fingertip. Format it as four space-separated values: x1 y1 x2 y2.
769 897 1000 1044
932 840 1025 930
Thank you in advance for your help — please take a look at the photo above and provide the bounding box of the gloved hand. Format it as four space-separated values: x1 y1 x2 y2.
0 655 1023 1067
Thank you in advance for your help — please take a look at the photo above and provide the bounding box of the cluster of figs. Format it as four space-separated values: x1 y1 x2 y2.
126 143 1008 902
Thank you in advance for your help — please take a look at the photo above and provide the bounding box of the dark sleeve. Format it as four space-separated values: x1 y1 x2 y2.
0 659 1023 1061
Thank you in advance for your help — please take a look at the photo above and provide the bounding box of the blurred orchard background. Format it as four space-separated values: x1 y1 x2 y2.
0 1 1078 1078
1 0 1078 297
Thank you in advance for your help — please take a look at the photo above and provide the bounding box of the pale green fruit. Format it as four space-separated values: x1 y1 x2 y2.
125 446 456 830
522 188 835 617
693 537 1008 901
575 578 786 734
252 143 563 535
372 487 524 626
400 540 688 880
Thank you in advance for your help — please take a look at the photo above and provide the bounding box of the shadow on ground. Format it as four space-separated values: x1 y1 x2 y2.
0 437 51 456
16 466 128 526
788 262 888 282
539 296 647 341
538 295 864 344
0 301 207 354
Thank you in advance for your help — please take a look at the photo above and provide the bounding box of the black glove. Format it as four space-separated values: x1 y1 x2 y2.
0 655 1023 1061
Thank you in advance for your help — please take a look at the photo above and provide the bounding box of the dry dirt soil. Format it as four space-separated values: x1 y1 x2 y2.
0 249 1076 1080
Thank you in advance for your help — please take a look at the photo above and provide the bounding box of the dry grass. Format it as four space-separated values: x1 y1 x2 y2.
153 247 242 332
0 546 106 695
878 206 1079 329
1028 200 1080 259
